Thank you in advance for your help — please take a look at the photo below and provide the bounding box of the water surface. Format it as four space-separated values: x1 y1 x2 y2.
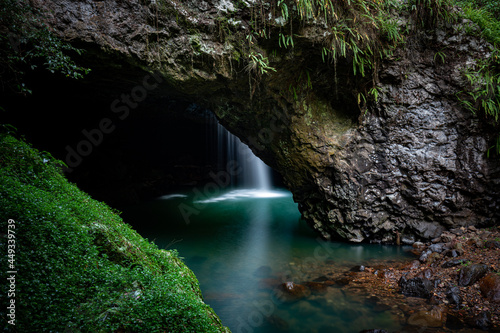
123 188 411 333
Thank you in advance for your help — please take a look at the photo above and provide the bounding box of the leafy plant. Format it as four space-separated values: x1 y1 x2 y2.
247 51 277 74
0 0 90 95
434 50 447 64
0 132 228 332
457 48 500 155
407 0 455 29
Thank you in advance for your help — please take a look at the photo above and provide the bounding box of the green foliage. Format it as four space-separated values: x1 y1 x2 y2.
0 0 90 95
457 49 500 156
461 3 500 46
407 0 455 29
434 50 447 64
456 0 500 156
378 12 404 46
248 51 277 74
0 131 227 332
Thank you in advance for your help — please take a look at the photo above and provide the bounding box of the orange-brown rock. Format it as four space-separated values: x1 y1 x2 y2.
479 273 500 303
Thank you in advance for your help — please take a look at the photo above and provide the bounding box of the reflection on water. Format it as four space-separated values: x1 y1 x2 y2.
122 188 411 333
195 189 288 204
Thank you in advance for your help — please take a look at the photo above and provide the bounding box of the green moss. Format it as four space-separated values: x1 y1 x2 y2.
0 130 229 332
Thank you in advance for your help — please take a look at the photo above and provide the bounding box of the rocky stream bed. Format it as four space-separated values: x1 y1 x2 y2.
255 226 500 332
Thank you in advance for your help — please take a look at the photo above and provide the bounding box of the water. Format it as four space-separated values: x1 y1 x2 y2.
122 120 411 332
122 190 412 333
213 118 272 191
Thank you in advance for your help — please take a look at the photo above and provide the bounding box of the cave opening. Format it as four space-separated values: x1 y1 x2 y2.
3 64 412 333
1 66 289 208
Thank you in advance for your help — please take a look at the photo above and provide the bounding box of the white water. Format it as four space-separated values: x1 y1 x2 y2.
216 120 272 191
196 118 286 203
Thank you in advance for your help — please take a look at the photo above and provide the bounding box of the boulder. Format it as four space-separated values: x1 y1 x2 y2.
485 240 500 249
403 260 421 270
440 231 456 243
428 243 446 253
469 311 491 331
304 281 329 294
419 250 433 263
407 305 446 328
443 249 460 257
458 264 489 286
275 282 311 302
399 275 434 299
479 273 500 302
446 285 461 308
350 265 365 272
441 258 468 268
427 252 441 265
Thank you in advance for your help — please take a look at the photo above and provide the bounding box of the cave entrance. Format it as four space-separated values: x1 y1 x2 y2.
4 66 411 333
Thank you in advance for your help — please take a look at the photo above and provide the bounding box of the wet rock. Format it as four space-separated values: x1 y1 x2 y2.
335 276 352 286
419 249 432 263
453 241 465 251
427 252 441 265
359 330 388 333
446 285 461 308
441 258 468 268
365 296 391 313
403 260 421 270
402 235 415 245
410 249 422 257
470 311 492 330
458 264 489 286
440 231 456 243
479 273 500 302
304 281 329 294
413 242 425 250
399 275 434 298
417 268 433 280
431 237 441 244
377 269 395 280
468 225 478 232
450 228 465 236
407 305 446 328
485 240 500 249
429 243 446 253
313 275 331 282
469 236 484 248
443 249 460 257
350 265 365 272
275 282 311 302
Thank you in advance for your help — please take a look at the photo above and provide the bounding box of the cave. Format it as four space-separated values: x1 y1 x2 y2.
3 63 287 208
2 0 500 331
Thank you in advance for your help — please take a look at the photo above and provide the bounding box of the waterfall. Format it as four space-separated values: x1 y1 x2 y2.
216 119 272 191
193 115 287 204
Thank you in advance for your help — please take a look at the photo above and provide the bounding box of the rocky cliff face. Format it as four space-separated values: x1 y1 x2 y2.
34 0 500 242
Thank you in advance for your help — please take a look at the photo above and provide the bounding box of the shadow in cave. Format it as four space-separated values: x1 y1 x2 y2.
1 68 284 209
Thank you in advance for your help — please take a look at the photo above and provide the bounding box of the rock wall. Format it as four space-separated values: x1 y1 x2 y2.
32 0 500 242
303 29 500 242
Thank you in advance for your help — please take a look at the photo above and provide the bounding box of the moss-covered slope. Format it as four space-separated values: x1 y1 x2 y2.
0 131 229 332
